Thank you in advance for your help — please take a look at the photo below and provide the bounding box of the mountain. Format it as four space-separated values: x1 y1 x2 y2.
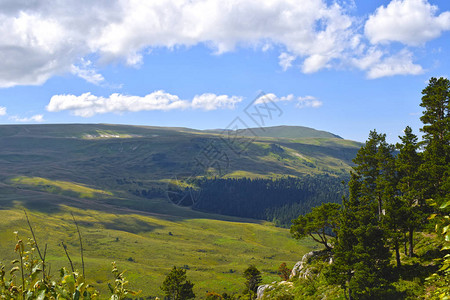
0 123 361 297
0 123 360 214
205 125 342 139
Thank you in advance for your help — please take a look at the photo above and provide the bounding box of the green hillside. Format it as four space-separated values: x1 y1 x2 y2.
206 125 342 139
0 124 360 215
0 205 316 297
0 124 360 297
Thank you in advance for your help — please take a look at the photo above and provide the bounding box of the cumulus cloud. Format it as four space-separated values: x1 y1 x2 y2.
278 53 296 71
71 60 105 85
191 94 242 110
10 114 44 122
0 106 6 116
255 93 322 108
47 91 243 117
365 0 450 46
352 48 424 79
296 96 323 108
0 0 448 86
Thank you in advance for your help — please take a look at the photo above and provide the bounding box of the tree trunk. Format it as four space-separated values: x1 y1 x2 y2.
378 198 382 220
409 228 414 257
395 239 401 268
404 232 408 255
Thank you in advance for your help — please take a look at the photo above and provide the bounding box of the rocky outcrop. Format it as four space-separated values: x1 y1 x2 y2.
256 281 294 299
257 284 271 299
290 249 332 280
257 250 333 299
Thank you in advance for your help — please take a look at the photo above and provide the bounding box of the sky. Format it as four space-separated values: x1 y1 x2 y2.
0 0 449 143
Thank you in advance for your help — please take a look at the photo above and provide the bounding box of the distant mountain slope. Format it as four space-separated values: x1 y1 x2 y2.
0 123 360 219
204 125 342 139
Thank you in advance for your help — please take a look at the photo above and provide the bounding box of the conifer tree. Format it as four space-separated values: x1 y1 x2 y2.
395 126 423 257
160 266 195 300
419 77 450 206
326 132 396 299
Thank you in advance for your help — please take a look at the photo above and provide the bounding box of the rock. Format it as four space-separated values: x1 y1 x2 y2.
256 281 294 299
290 250 318 279
289 249 332 280
257 284 271 299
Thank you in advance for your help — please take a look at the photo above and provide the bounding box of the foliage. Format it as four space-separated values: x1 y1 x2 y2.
108 262 141 299
326 131 398 299
205 291 224 299
395 126 425 258
160 266 195 300
420 77 450 299
172 175 348 226
1 233 91 299
290 202 341 250
426 199 450 299
277 263 291 281
0 230 143 300
243 265 262 299
418 77 450 207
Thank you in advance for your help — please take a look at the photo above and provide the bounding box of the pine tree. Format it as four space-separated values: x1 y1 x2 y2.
326 132 396 299
290 202 341 251
243 265 262 299
160 266 195 300
395 126 423 257
419 77 450 206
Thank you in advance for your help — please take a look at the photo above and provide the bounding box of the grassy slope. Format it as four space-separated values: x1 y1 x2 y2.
0 124 359 297
0 205 316 298
204 125 342 139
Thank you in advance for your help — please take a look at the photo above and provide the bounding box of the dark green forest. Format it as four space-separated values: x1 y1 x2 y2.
167 175 348 227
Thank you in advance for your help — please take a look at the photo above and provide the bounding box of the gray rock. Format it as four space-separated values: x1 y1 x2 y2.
257 284 271 299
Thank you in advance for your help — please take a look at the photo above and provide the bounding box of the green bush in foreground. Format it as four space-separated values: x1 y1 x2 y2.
0 232 139 300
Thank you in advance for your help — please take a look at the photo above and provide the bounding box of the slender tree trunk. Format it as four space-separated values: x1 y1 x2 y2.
378 197 382 220
395 239 401 268
404 232 408 256
409 228 414 257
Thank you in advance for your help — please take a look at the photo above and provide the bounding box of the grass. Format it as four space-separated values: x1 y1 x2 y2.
0 205 316 298
10 176 113 198
0 124 356 298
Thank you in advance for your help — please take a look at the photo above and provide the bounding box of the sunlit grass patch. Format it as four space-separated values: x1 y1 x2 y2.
10 176 113 198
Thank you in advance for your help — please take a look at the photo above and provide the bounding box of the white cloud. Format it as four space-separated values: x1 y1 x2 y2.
71 60 105 85
296 96 323 108
10 114 44 122
278 53 296 71
47 91 242 117
0 0 448 86
365 0 450 46
191 93 242 110
366 49 424 79
0 106 6 116
255 93 322 108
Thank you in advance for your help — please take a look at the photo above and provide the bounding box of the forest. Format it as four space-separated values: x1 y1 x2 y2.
167 175 348 227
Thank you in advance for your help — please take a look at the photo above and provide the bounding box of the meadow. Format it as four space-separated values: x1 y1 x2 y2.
0 204 316 297
0 124 356 297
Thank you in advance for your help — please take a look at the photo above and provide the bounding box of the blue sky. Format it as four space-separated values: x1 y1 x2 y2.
0 0 449 143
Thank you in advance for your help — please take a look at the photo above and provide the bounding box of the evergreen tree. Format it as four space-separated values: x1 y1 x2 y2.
419 77 450 206
243 265 262 299
419 77 450 298
326 132 396 299
395 126 423 257
160 266 195 300
290 202 341 251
